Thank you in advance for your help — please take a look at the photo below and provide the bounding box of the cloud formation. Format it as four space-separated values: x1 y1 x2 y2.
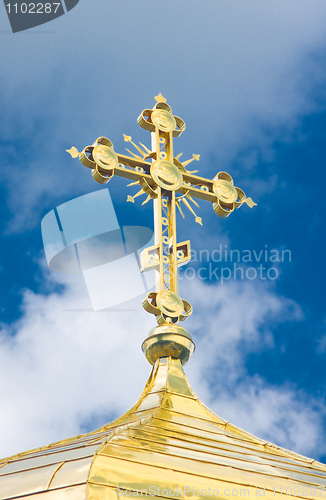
1 267 324 461
183 280 326 458
1 0 326 468
1 1 326 231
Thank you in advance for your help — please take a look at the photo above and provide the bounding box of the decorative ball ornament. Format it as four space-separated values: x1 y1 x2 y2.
151 109 176 133
93 145 118 170
156 290 184 318
76 137 118 185
151 160 183 191
142 324 195 366
212 172 246 218
137 101 186 138
142 290 192 324
213 179 238 204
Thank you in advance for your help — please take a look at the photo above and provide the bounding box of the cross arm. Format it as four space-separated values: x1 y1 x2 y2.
116 153 151 175
176 173 215 202
98 155 216 202
67 133 256 220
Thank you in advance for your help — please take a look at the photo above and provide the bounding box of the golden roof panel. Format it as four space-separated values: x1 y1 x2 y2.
1 357 326 500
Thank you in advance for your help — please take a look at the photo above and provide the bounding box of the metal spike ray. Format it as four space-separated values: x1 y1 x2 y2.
124 135 148 157
132 188 145 199
182 154 200 168
176 200 185 218
181 198 203 225
139 142 151 154
142 195 152 205
126 149 142 160
186 193 199 207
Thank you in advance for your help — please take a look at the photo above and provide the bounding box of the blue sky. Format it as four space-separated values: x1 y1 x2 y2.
1 0 326 462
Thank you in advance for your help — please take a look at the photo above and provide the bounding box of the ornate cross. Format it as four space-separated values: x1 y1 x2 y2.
67 95 256 334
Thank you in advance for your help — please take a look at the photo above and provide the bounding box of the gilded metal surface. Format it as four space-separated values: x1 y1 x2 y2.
49 457 93 490
142 291 192 325
150 160 183 191
92 164 114 185
137 101 185 137
85 358 326 500
156 290 184 317
12 485 87 500
212 172 255 218
140 239 189 274
142 329 195 365
92 145 118 171
214 179 238 203
0 462 59 499
151 110 176 133
0 445 99 477
67 96 256 346
2 357 326 499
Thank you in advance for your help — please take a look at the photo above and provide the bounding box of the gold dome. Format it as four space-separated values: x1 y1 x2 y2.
1 356 326 500
2 97 323 499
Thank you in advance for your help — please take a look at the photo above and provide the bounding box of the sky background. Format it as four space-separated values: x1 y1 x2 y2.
1 0 326 463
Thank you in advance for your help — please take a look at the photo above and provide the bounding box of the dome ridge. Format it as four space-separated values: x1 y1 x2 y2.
1 357 326 500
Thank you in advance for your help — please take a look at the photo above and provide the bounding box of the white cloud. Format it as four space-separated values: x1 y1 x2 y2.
0 267 325 462
212 381 326 458
1 0 326 464
0 268 155 457
1 1 326 230
317 334 326 354
180 279 325 458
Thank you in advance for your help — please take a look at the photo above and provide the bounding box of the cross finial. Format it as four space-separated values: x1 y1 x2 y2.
67 97 256 365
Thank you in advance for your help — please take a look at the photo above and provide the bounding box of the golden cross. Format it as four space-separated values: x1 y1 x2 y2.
67 95 256 329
